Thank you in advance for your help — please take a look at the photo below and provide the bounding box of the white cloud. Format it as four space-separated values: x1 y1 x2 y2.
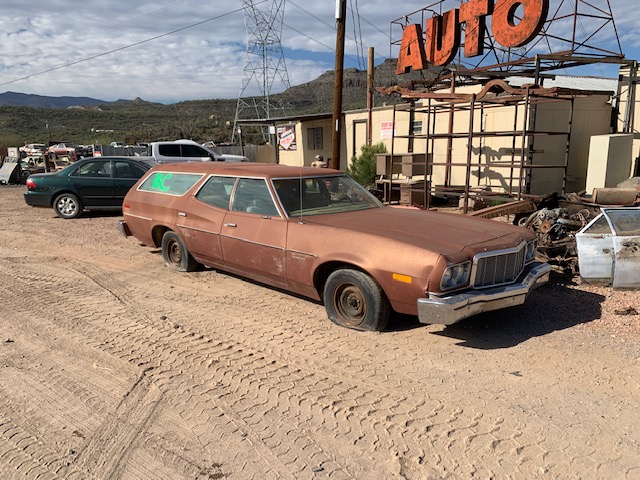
0 0 637 103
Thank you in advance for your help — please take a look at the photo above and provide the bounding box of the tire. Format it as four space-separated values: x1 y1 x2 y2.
53 193 82 219
323 269 390 331
161 231 198 272
49 153 57 161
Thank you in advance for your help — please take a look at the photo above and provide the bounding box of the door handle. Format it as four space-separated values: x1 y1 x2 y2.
178 212 187 217
224 223 237 228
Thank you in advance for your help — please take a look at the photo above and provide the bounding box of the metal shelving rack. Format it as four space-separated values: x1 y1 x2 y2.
381 80 581 212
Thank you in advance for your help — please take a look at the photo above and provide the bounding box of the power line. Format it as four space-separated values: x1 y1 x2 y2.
0 4 261 88
288 1 388 49
282 22 361 66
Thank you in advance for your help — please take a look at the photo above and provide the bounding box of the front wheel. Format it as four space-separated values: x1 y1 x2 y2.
161 231 198 272
53 193 82 219
323 269 390 331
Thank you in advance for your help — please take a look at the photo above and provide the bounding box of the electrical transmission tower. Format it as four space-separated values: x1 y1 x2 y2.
233 0 293 142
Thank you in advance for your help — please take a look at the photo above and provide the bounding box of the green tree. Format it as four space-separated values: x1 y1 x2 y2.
347 142 387 187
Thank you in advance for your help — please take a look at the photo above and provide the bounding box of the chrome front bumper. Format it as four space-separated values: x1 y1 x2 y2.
417 262 551 326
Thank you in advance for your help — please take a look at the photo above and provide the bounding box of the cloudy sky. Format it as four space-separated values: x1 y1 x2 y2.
1 0 638 104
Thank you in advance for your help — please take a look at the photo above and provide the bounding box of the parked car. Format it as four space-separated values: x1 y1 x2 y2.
118 163 550 331
48 159 71 172
19 143 47 157
24 156 157 219
45 142 92 161
18 157 45 181
149 140 249 162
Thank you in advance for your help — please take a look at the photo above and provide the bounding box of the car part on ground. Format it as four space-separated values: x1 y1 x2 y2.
576 207 640 288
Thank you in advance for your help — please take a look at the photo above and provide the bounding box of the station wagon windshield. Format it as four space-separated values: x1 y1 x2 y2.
273 175 382 217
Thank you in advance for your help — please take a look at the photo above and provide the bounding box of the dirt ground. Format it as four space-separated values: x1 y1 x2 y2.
0 184 638 480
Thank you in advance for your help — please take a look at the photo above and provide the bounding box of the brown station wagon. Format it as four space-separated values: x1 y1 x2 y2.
118 163 551 331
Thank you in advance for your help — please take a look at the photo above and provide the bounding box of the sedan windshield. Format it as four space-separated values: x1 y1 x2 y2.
273 175 383 217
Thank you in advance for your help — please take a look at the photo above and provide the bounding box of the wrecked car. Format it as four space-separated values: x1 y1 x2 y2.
118 163 550 331
576 207 640 288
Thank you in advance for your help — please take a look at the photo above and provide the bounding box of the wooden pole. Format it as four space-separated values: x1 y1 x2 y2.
331 0 347 170
367 47 374 147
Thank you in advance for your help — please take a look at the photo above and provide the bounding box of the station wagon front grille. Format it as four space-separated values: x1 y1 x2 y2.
472 243 527 288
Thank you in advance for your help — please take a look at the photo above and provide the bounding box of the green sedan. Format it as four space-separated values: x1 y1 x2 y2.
24 156 156 219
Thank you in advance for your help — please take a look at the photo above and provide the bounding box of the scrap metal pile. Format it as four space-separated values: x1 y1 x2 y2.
526 189 640 275
519 206 589 261
470 184 640 276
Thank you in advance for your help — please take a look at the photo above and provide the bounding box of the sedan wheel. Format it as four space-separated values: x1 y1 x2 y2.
161 231 199 272
53 193 82 219
324 269 390 331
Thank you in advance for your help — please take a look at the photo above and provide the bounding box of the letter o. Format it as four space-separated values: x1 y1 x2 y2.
492 0 548 48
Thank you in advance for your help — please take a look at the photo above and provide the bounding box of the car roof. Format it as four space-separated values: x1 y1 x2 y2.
86 155 155 161
71 156 157 168
146 162 342 179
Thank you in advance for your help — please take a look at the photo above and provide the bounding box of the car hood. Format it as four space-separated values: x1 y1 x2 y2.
302 206 531 257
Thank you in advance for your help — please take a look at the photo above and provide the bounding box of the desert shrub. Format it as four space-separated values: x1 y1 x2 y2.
347 142 387 187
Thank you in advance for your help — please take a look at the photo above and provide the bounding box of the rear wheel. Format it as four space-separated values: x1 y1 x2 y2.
161 231 198 272
323 269 390 331
53 193 82 219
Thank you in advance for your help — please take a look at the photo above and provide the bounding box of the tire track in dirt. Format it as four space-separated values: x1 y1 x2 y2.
1 259 338 478
74 370 161 478
0 261 221 480
0 411 76 480
2 255 639 479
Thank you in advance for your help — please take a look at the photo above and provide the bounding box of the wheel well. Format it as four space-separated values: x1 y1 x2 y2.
152 226 172 248
49 191 79 207
314 261 369 301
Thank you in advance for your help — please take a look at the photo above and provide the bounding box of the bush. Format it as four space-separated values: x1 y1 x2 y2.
347 142 387 187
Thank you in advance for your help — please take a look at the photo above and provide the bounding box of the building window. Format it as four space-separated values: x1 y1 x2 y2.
412 120 423 134
307 127 323 150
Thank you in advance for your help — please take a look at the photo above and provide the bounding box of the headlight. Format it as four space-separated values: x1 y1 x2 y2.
525 239 538 262
440 261 471 291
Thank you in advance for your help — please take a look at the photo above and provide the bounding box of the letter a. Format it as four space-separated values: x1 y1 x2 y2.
396 24 427 74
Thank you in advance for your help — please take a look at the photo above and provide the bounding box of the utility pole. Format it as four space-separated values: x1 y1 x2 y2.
367 47 374 147
331 0 346 170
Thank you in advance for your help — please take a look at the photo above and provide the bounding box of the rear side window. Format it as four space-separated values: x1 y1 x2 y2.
72 160 112 177
138 172 203 195
232 178 279 216
196 176 236 209
181 144 210 157
114 161 146 179
158 144 181 156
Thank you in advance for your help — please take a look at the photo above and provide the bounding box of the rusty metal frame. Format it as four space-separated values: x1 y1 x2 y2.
390 0 625 80
381 80 583 211
380 1 636 211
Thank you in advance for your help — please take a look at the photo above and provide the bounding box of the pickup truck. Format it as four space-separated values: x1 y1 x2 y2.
146 140 249 163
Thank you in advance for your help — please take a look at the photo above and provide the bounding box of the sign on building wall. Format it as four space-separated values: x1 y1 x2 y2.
380 122 396 139
278 125 297 150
